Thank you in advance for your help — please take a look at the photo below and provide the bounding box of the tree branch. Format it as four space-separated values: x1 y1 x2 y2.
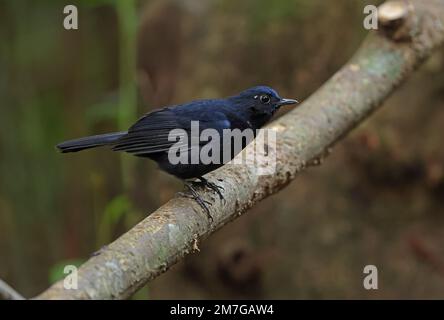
0 278 25 300
36 0 444 299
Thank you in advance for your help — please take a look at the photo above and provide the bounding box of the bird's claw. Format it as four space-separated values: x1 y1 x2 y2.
181 183 214 222
178 191 211 206
194 177 225 202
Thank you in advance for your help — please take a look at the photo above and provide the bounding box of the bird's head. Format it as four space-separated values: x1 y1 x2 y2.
231 86 298 127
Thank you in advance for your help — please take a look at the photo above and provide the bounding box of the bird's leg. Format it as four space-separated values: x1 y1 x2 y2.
193 176 225 201
180 181 213 222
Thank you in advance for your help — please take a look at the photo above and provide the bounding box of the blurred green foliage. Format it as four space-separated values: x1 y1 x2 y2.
1 0 443 300
49 259 84 285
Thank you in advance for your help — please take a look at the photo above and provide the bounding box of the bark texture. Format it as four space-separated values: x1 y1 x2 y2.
36 0 444 299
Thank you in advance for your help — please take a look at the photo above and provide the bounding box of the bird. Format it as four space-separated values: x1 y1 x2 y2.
56 86 298 220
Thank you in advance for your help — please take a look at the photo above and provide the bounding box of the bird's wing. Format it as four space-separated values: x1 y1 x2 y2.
112 107 231 156
112 108 186 155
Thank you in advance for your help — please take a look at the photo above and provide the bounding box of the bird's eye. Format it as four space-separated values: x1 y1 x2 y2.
260 94 270 104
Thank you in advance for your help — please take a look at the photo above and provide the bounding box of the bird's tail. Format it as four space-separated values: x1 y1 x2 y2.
56 131 127 153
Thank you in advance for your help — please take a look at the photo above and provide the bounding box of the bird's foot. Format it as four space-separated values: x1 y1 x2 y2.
193 177 225 202
180 182 213 222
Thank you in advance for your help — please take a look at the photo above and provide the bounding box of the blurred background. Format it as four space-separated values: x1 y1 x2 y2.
1 0 444 299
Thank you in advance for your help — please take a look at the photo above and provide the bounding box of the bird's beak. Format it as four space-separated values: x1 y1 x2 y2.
278 98 299 107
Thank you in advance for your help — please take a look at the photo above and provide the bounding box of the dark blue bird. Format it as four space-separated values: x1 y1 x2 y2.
57 86 298 219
